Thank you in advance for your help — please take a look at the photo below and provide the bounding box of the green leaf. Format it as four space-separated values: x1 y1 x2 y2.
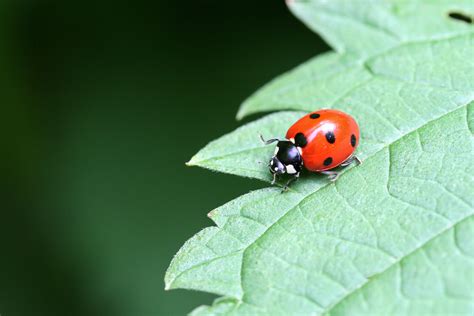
166 1 474 315
237 0 474 119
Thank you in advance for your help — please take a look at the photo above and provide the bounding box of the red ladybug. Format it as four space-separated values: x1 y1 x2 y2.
261 109 360 189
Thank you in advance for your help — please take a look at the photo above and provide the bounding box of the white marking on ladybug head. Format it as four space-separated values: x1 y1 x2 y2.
286 164 297 174
270 160 274 165
289 138 295 143
274 146 279 155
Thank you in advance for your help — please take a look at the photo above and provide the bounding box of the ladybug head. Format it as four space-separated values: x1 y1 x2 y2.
269 156 286 175
268 140 303 176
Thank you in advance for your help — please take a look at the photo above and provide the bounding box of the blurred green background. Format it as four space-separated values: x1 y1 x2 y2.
1 1 328 315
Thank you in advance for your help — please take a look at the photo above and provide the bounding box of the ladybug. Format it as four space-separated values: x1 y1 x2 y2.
261 109 360 189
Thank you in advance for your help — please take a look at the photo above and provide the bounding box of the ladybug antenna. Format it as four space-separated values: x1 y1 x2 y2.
260 134 280 145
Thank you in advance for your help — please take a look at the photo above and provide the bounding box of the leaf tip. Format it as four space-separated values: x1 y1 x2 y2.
186 156 198 167
207 209 218 219
164 275 173 291
237 96 258 120
164 268 179 291
164 281 178 291
235 107 246 121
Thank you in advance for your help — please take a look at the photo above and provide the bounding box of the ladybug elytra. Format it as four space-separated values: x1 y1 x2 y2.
261 109 360 190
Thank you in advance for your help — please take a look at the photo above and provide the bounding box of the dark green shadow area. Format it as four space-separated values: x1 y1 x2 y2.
0 1 328 315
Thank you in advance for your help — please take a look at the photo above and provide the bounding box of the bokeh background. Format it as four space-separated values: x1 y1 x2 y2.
1 1 328 315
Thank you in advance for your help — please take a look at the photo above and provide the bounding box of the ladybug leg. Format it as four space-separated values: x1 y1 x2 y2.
260 134 280 145
282 172 300 192
340 155 361 167
320 170 339 182
271 172 277 185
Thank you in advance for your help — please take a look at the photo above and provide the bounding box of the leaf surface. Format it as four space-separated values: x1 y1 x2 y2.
167 1 474 315
237 0 474 119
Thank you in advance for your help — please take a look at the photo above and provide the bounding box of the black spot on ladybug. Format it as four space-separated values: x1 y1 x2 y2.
325 131 336 144
310 113 320 119
295 133 307 148
351 134 356 147
323 157 333 166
